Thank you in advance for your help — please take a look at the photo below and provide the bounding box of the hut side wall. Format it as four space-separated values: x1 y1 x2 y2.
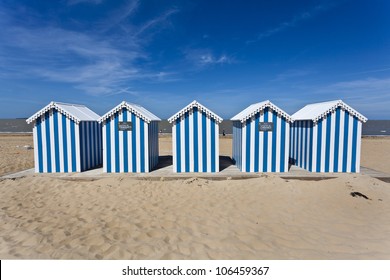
33 108 80 173
232 121 242 170
290 107 362 172
103 107 151 173
79 121 102 171
239 107 290 172
148 120 159 171
172 107 219 172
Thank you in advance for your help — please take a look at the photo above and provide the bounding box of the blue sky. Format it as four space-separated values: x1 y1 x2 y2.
1 0 389 119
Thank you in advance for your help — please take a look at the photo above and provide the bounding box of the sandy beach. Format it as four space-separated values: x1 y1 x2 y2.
0 134 389 259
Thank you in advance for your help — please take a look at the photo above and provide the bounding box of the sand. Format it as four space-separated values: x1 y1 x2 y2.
0 134 389 259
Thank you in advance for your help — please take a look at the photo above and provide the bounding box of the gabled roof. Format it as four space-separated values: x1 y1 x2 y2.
231 100 292 123
292 100 367 123
26 101 100 124
168 100 223 123
98 101 161 124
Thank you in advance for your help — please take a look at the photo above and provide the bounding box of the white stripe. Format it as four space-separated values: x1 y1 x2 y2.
267 110 272 172
103 121 107 172
258 113 264 172
320 119 326 172
250 117 255 172
306 122 310 171
58 114 64 172
172 122 176 172
144 121 149 172
75 123 81 172
189 110 194 172
119 112 124 173
302 122 306 168
242 121 246 172
294 123 298 161
285 122 290 172
329 114 336 172
297 123 301 166
180 117 185 172
206 116 211 172
276 116 281 172
338 111 345 172
66 118 72 172
110 116 115 172
215 121 219 172
41 116 47 173
312 123 318 172
136 117 141 173
356 122 362 173
128 112 133 172
49 111 56 172
347 114 353 172
33 125 39 172
198 110 203 172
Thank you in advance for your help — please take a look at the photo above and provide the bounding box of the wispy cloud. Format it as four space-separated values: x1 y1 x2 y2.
0 2 179 96
248 3 335 44
184 49 235 68
271 69 313 82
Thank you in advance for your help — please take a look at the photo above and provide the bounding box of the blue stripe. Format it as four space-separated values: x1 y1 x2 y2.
90 122 94 169
70 119 76 172
316 120 322 172
305 121 309 170
299 122 303 168
211 118 216 172
106 119 111 173
140 118 145 172
53 110 60 172
245 119 251 172
36 117 43 172
62 115 68 172
45 112 52 172
193 108 199 172
343 111 349 172
114 113 119 172
325 114 331 172
176 118 181 172
280 118 286 172
184 112 190 172
351 117 358 172
271 111 277 172
131 113 137 172
254 113 259 172
309 121 313 172
263 108 268 171
334 108 340 171
202 112 207 172
123 109 128 172
80 123 85 171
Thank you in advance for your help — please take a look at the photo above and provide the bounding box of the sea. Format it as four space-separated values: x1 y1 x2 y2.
0 119 389 136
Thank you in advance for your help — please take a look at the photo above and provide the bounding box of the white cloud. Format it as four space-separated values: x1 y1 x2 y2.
185 49 235 68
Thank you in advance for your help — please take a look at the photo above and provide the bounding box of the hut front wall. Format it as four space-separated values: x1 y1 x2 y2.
238 107 290 172
290 107 362 172
103 108 152 173
33 109 81 173
172 107 219 172
79 121 102 171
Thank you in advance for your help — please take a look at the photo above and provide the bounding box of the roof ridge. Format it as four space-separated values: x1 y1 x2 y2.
98 101 161 123
231 100 292 122
168 100 223 123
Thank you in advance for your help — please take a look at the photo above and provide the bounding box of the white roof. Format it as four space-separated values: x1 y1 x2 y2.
292 100 367 123
231 100 292 122
168 100 223 123
26 101 100 124
98 101 160 123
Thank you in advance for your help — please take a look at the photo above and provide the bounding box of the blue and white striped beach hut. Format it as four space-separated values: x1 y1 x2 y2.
168 100 223 173
231 100 292 172
290 100 367 173
26 102 102 173
99 101 160 173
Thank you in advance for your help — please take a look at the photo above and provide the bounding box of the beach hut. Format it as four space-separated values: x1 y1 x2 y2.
98 101 160 173
290 100 367 173
168 100 223 173
231 100 292 172
26 101 102 173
